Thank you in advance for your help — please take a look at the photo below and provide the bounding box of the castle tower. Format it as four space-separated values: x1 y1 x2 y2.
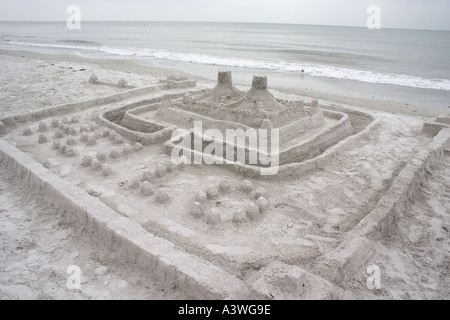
252 76 268 90
217 71 233 87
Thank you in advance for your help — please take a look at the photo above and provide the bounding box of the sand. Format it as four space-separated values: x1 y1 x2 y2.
0 49 449 300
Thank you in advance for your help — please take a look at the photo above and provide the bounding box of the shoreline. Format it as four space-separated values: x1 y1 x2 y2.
1 48 448 118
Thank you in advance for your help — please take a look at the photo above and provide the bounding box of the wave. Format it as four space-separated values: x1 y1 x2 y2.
57 39 100 46
276 49 371 60
3 40 450 91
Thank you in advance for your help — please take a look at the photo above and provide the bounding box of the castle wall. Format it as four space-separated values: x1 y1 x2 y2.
121 108 164 133
279 112 326 145
279 111 354 165
164 110 356 172
0 140 244 299
98 90 205 145
0 85 166 128
156 108 251 133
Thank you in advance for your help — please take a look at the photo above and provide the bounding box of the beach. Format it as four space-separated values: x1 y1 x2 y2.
0 46 449 300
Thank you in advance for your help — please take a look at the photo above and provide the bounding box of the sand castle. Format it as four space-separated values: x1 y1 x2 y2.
97 71 356 175
1 70 449 299
164 72 355 169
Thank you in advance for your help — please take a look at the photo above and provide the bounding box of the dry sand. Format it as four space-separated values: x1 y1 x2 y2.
0 49 449 300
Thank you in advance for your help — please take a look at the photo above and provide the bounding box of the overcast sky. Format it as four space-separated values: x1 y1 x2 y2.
0 0 449 30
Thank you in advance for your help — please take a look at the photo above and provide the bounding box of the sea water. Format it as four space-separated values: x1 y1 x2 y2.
1 21 449 91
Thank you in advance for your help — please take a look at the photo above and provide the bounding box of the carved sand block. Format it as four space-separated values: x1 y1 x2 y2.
155 165 167 178
256 197 269 213
206 208 222 225
66 136 77 146
142 170 155 183
38 122 48 132
232 208 247 224
133 142 143 152
102 165 113 177
80 125 90 133
68 126 78 136
91 159 102 171
87 135 97 146
52 140 61 150
206 185 219 199
141 181 154 196
51 119 59 128
65 146 76 157
96 151 107 162
58 143 67 155
219 180 232 194
109 131 117 141
195 190 207 203
94 130 102 139
63 124 70 134
246 203 260 220
80 132 88 142
88 73 98 84
110 147 122 159
54 129 64 139
123 143 133 155
23 127 33 136
114 134 124 145
155 190 170 204
190 202 204 218
82 155 93 167
102 129 111 138
130 178 141 190
255 187 267 199
38 134 48 144
240 180 253 193
71 116 79 124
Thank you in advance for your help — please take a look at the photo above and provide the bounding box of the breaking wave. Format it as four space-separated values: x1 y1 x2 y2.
4 40 450 91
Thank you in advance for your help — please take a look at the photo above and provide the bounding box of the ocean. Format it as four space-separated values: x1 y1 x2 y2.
1 21 449 91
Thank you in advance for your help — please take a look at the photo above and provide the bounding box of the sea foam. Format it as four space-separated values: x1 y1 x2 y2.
5 40 450 91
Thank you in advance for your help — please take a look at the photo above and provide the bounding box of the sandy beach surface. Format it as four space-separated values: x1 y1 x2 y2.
0 49 449 300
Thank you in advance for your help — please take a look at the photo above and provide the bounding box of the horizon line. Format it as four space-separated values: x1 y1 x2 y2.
0 20 448 32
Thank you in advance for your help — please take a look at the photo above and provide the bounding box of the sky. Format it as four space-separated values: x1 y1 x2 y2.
0 0 449 30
